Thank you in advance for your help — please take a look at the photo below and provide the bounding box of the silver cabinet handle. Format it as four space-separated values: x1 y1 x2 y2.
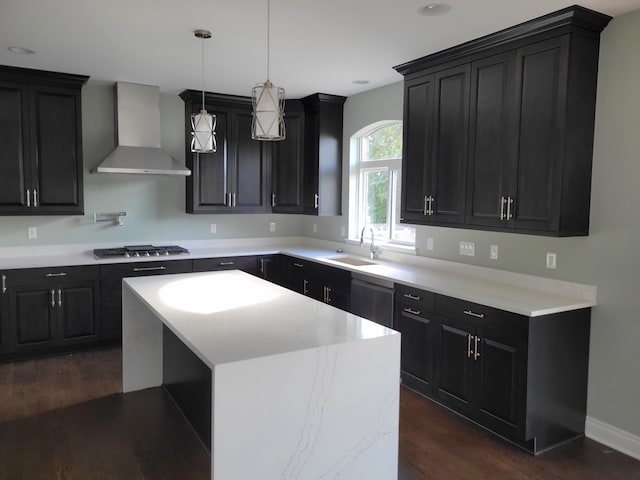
500 197 507 220
293 263 303 268
423 195 428 215
403 307 421 316
403 293 421 301
58 288 62 307
314 194 319 209
506 196 514 220
426 195 434 216
218 261 234 266
464 310 485 319
46 272 67 278
232 192 236 207
132 266 167 272
26 189 31 207
271 193 276 208
325 286 332 303
474 336 481 360
303 279 308 295
33 189 38 207
259 258 265 274
2 274 6 294
50 289 55 307
467 334 473 358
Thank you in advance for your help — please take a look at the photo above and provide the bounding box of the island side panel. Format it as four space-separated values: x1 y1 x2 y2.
122 284 163 392
211 333 401 480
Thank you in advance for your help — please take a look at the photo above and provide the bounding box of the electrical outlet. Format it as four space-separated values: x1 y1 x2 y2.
546 252 557 269
313 223 317 233
27 227 37 240
459 241 475 256
270 222 276 232
490 245 499 260
427 237 434 251
340 226 346 237
210 224 217 234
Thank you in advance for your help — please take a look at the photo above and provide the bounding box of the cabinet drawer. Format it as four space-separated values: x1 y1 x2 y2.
7 265 99 286
193 256 257 273
100 259 192 279
395 284 435 313
435 294 527 331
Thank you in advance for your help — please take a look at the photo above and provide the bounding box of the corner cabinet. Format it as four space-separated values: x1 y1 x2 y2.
0 66 88 215
180 91 270 214
395 6 611 236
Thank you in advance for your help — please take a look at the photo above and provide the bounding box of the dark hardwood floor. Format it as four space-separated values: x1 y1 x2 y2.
0 347 638 479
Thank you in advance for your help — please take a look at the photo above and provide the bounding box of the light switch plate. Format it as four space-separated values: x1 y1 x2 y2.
340 226 346 237
210 224 217 234
270 222 276 232
313 223 317 233
427 237 434 250
28 227 37 240
490 244 498 260
459 241 475 256
546 252 557 269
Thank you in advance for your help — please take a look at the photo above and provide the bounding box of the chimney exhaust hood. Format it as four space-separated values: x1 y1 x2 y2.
92 82 191 176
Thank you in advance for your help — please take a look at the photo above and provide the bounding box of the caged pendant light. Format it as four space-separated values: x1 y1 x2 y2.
191 29 216 153
251 0 285 141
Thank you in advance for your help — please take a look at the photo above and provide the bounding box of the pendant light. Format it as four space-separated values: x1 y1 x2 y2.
251 0 285 141
191 29 216 153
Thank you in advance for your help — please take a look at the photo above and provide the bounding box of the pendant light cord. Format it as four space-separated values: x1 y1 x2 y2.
267 0 271 81
201 35 206 110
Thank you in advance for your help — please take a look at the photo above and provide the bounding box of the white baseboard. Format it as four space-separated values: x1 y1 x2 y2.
586 416 640 461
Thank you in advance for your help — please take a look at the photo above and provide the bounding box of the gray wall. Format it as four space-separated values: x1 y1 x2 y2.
0 9 638 440
305 10 640 438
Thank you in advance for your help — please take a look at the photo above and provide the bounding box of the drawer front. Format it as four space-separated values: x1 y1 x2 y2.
193 256 258 273
8 265 99 286
100 259 193 279
435 294 527 331
395 283 435 313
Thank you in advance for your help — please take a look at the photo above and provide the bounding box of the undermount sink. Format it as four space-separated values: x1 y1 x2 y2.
327 256 376 267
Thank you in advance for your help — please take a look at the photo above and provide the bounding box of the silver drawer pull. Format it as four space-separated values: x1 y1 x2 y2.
403 307 421 316
293 263 304 268
404 293 421 301
2 274 6 294
219 261 234 266
50 289 55 307
464 310 485 319
132 266 167 272
46 272 67 277
58 288 62 307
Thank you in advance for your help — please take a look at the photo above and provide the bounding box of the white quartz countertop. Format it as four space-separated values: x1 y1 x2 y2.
0 238 597 317
124 270 397 368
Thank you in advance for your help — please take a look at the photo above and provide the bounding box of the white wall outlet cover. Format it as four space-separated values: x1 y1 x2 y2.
313 223 317 233
27 226 37 239
270 222 276 232
210 224 217 234
490 245 498 260
427 237 434 250
340 226 346 237
546 252 557 269
459 241 475 256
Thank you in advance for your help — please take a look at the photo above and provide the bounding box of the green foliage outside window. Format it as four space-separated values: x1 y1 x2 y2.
366 123 402 161
367 171 389 224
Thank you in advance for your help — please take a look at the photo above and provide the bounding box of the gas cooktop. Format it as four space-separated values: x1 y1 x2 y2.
93 245 189 259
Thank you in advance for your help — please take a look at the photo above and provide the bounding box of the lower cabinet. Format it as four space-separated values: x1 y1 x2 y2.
100 260 193 342
2 265 100 360
193 256 258 275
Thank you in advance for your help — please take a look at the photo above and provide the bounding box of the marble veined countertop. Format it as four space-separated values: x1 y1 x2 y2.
0 237 597 317
123 270 397 367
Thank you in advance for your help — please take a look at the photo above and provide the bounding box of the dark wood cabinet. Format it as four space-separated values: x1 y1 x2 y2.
301 94 346 216
2 265 100 359
271 102 305 213
0 66 88 215
0 273 6 353
395 6 611 236
100 260 193 342
394 284 436 395
180 91 270 214
193 256 258 275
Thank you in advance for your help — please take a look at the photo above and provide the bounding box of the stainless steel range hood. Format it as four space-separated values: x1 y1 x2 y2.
92 82 191 176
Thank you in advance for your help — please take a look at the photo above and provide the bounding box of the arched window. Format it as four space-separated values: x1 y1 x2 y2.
349 121 415 246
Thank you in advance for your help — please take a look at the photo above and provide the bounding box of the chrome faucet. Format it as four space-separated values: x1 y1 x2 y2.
360 226 380 260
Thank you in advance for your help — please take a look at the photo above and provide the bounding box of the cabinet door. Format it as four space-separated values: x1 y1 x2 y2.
434 319 474 415
193 256 258 274
511 36 569 232
325 287 349 311
428 65 470 224
59 282 99 343
0 82 31 212
30 86 84 214
401 74 434 223
186 107 231 212
474 326 526 441
272 109 305 213
466 52 516 228
9 287 56 350
395 305 435 394
230 109 269 212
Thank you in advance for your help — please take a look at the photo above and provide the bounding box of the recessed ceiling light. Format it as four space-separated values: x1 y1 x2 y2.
417 3 452 16
7 46 35 55
353 80 370 85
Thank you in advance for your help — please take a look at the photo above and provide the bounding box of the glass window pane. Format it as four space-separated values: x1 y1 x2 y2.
363 170 389 240
363 124 403 162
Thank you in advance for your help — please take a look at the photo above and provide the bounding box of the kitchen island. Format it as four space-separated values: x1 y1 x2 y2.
122 269 400 480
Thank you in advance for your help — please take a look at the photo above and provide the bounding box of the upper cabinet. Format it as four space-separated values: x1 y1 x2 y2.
395 6 611 236
0 66 88 215
180 91 270 214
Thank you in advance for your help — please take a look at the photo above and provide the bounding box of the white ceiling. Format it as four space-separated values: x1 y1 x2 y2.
1 0 639 99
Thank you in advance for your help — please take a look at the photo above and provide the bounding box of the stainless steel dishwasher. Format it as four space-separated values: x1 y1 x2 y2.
350 273 395 328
